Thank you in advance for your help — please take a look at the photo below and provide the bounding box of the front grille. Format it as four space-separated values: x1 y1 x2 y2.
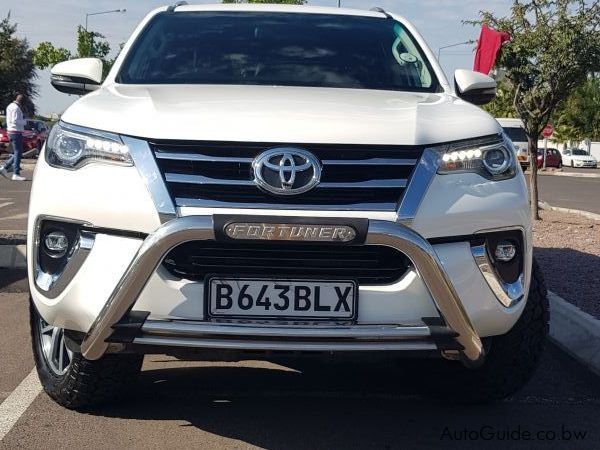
163 242 411 285
149 140 423 211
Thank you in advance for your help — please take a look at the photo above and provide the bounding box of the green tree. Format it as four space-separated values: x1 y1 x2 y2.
222 0 306 4
33 26 114 78
557 77 600 146
0 13 38 115
483 79 518 118
470 0 600 220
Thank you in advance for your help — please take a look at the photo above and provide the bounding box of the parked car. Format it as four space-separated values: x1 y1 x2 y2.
497 118 529 170
29 3 548 409
0 119 49 157
561 148 598 168
536 148 562 168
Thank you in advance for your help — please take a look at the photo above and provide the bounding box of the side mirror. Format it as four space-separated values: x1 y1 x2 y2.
454 69 497 105
50 58 103 95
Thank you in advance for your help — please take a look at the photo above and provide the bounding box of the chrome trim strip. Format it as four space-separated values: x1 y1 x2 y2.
318 179 407 189
33 216 95 299
166 173 407 190
166 173 254 186
80 217 484 366
153 152 417 167
124 136 177 223
397 148 441 221
175 197 397 211
155 152 254 163
141 321 432 339
133 336 438 352
321 158 418 166
471 243 525 308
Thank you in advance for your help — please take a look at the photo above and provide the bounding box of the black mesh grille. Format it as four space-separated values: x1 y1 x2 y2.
163 242 411 285
149 140 423 210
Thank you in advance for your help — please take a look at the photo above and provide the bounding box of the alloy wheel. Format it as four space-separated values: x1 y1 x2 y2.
38 318 73 375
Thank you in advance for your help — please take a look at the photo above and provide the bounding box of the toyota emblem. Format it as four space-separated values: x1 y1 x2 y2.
253 148 321 195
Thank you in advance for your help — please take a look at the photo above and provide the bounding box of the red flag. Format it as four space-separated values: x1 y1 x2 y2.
473 25 511 75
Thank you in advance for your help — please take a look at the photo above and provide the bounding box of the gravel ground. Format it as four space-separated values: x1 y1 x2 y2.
533 210 600 318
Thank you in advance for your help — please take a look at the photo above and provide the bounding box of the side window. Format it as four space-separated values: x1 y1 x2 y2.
564 150 571 156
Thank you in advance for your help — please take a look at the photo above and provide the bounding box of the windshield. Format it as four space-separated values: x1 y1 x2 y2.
117 12 438 92
502 126 527 142
571 149 588 156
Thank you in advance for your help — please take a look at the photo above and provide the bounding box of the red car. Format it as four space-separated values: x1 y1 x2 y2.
536 147 562 168
0 119 49 157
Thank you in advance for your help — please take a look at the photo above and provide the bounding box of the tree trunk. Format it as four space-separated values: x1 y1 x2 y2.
529 136 541 221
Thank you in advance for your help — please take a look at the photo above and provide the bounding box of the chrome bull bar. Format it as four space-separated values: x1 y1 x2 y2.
80 217 485 366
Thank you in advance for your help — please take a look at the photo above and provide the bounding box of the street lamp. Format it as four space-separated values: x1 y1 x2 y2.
85 9 126 31
437 40 473 61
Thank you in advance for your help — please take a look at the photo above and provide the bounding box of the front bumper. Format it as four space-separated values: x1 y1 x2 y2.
69 217 486 365
574 161 597 168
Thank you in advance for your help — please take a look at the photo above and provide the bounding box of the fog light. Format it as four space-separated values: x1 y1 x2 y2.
44 231 69 258
494 241 517 262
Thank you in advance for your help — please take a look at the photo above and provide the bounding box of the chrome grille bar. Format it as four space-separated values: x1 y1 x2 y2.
150 140 424 211
156 152 254 163
165 173 254 186
166 173 408 189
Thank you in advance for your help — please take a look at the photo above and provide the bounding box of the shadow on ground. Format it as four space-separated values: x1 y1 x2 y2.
534 247 600 318
0 268 28 292
82 344 599 449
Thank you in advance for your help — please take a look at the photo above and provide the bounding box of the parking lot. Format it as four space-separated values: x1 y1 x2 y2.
0 290 599 449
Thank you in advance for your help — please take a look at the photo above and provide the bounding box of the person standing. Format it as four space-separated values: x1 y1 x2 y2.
0 94 27 181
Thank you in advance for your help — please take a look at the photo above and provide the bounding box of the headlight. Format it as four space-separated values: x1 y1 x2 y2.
437 135 516 180
46 122 132 169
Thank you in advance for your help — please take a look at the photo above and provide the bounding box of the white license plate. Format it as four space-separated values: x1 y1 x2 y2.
207 277 357 320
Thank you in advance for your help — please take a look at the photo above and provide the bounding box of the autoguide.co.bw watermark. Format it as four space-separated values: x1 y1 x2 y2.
440 425 587 441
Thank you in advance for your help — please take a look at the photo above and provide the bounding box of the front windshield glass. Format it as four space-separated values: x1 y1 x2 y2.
117 12 438 92
572 149 587 155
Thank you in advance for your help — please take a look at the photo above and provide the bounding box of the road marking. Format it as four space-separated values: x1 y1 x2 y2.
0 369 42 441
0 213 27 221
0 202 14 209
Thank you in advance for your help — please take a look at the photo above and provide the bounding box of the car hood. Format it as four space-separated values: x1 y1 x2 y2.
62 84 501 145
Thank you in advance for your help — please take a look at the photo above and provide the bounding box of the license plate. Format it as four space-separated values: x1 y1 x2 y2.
207 277 357 320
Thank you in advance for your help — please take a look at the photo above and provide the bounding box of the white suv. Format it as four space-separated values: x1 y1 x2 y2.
29 4 548 408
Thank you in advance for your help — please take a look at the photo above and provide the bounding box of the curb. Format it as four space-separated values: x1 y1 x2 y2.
0 234 27 269
538 201 600 221
0 245 26 268
548 291 600 376
544 171 600 179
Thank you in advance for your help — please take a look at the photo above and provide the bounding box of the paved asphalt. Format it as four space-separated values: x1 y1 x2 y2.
0 162 599 235
0 288 599 449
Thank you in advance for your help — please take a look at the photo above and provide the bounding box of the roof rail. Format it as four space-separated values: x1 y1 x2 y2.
370 7 393 19
167 1 188 12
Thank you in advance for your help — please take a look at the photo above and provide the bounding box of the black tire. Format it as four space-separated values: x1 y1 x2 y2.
571 160 574 167
30 298 143 409
425 259 549 403
558 161 562 169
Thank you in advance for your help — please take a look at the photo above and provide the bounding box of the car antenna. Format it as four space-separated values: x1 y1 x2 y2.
370 7 393 19
167 1 188 13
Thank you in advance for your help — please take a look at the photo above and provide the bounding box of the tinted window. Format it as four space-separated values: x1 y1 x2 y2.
117 12 438 92
572 149 587 155
502 126 527 142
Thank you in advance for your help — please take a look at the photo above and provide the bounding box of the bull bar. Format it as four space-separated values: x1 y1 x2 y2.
79 216 485 367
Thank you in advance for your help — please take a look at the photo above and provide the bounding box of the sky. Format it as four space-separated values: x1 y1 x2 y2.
4 0 512 116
